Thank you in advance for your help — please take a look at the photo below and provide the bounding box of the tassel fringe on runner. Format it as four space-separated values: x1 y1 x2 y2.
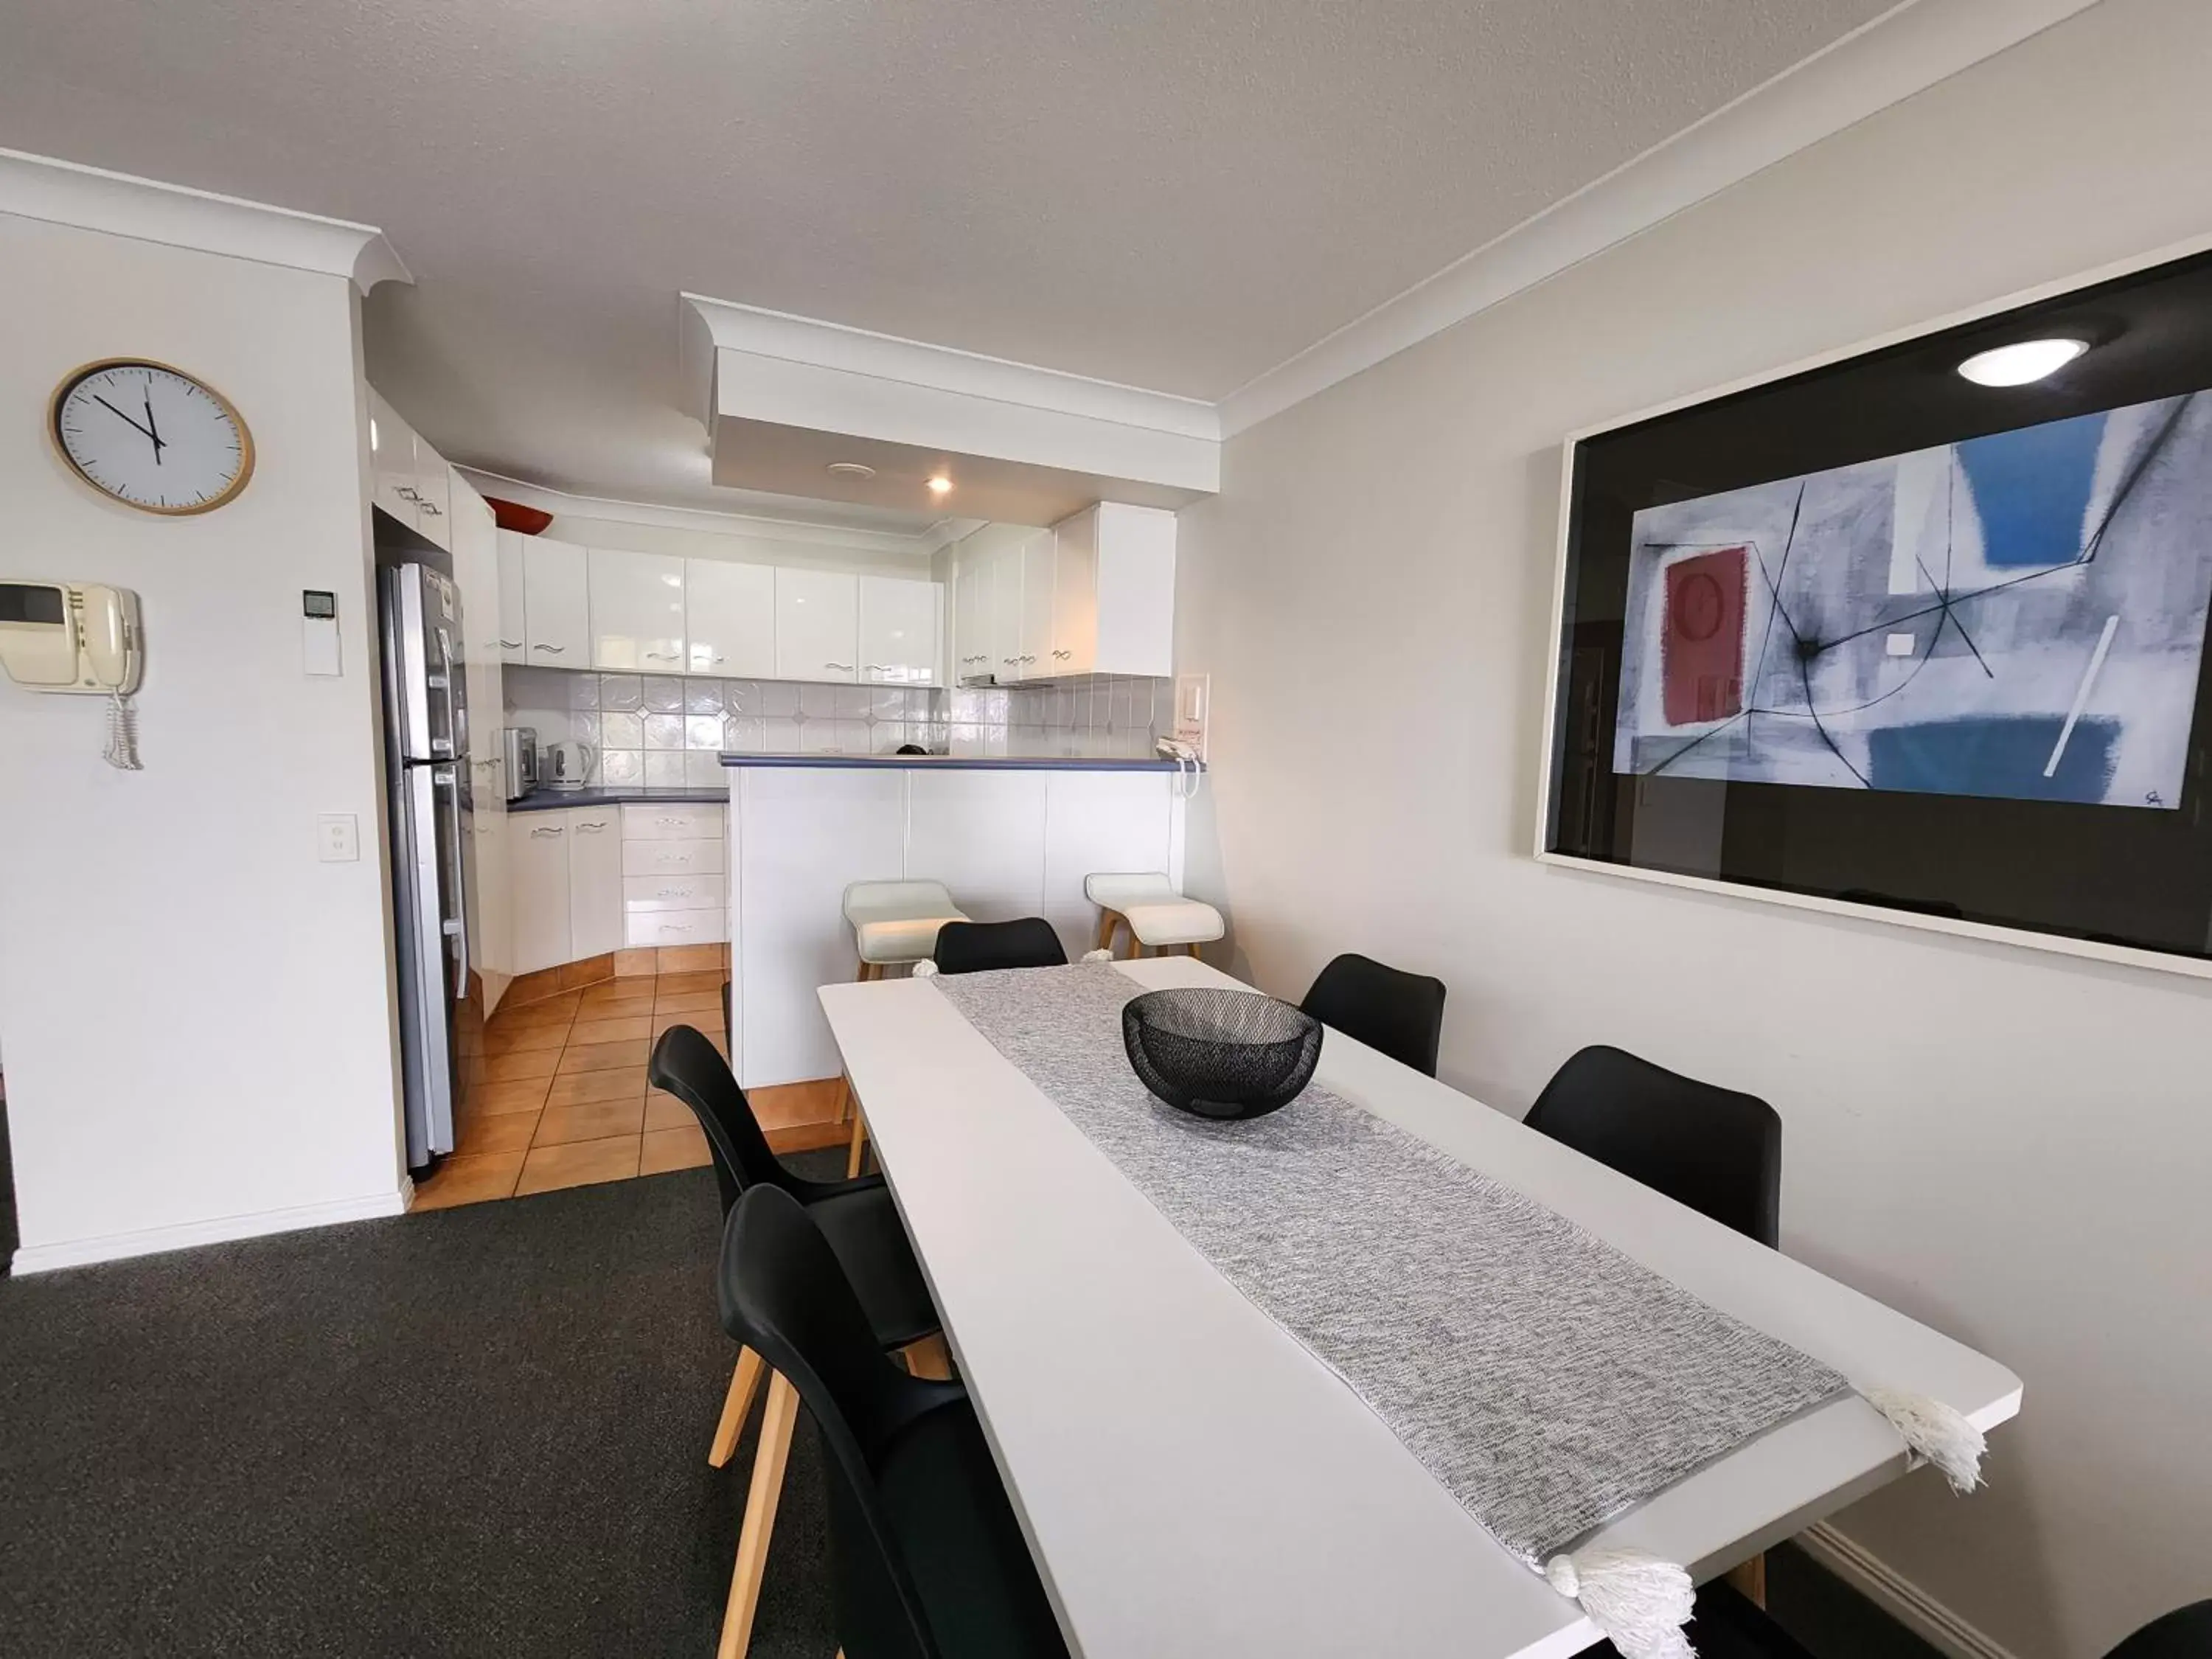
1863 1387 1987 1493
1544 1390 1983 1656
1544 1550 1696 1659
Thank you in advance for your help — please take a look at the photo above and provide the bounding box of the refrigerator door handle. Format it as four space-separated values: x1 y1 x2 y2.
433 764 469 995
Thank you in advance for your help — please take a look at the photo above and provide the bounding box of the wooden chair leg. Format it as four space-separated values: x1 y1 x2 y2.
833 1073 853 1127
719 1370 800 1659
1094 909 1121 954
1725 1552 1767 1608
902 1332 953 1380
845 1111 869 1179
709 1345 766 1469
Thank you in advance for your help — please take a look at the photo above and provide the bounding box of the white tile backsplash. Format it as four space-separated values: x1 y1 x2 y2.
506 669 1166 782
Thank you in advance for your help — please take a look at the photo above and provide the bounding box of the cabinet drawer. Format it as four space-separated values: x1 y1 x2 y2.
622 802 725 841
624 909 727 949
621 836 725 877
623 872 726 914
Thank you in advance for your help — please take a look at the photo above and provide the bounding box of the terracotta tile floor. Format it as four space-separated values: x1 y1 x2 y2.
411 971 846 1211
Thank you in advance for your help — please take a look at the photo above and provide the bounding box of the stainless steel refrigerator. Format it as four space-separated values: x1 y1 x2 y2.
378 560 472 1169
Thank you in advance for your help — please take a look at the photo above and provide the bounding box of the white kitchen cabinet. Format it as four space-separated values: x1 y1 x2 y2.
494 531 528 664
686 558 776 677
953 557 989 683
625 908 727 950
621 801 724 841
1048 502 1178 678
859 575 939 685
1017 529 1056 681
776 567 859 683
566 805 625 959
411 448 453 552
1048 509 1099 676
508 814 572 974
450 478 512 1000
521 536 590 668
987 542 1024 683
624 872 727 914
588 547 687 673
622 835 725 877
366 389 420 530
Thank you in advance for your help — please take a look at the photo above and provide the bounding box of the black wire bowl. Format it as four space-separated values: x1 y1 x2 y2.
1121 988 1322 1121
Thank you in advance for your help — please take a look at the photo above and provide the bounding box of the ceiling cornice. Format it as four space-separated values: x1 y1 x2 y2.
0 147 410 292
456 465 979 557
1214 0 2104 435
680 293 1220 441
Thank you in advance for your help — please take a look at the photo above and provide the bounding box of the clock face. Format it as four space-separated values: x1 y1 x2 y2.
51 360 254 515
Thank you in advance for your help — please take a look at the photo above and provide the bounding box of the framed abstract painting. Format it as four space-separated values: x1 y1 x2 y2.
1540 240 2212 977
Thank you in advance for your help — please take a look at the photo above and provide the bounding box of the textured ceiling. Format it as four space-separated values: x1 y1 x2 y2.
2 0 1896 516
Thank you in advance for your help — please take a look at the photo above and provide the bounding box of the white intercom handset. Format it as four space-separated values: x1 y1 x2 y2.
0 580 145 768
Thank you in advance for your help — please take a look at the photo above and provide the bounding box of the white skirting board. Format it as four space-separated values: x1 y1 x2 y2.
8 1184 413 1275
1795 1522 2019 1659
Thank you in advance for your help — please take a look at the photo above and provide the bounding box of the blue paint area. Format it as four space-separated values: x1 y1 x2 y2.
1865 714 2119 804
1956 411 2107 567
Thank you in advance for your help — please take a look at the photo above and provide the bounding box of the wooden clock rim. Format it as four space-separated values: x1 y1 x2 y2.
48 356 257 518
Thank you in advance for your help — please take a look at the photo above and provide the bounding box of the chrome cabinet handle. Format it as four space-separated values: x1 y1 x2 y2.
498 638 522 648
657 886 692 898
532 825 564 838
646 651 678 661
420 501 442 517
577 822 608 832
533 643 566 653
824 661 853 671
394 486 422 503
712 654 726 664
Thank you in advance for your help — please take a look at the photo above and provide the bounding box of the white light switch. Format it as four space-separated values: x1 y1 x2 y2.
303 590 342 676
318 813 360 862
1885 633 1916 658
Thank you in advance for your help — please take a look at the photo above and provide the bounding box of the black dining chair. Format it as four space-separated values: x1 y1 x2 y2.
933 917 1069 975
1523 1044 1782 1249
649 1024 948 1658
1298 953 1447 1077
722 1183 1071 1659
2105 1601 2212 1659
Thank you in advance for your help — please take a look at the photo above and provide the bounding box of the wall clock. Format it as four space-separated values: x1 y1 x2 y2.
49 358 254 516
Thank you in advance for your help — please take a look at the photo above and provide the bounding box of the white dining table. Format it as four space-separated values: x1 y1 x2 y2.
818 956 2022 1659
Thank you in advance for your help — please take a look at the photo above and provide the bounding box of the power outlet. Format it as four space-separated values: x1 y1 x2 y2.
318 813 360 863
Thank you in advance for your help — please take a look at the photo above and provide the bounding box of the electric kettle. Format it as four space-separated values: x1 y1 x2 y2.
544 740 595 789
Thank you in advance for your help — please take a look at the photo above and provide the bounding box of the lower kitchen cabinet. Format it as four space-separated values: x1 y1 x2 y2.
566 806 624 959
509 814 574 975
505 801 728 974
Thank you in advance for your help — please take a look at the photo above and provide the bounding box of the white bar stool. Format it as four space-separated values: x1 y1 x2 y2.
840 879 970 1175
1085 872 1224 960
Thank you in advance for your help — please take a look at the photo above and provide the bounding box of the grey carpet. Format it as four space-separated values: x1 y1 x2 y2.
0 1158 843 1658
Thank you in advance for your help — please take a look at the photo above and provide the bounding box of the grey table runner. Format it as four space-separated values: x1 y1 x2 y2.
932 963 1852 1570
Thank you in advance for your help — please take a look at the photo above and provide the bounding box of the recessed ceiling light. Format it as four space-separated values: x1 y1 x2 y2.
826 461 876 479
926 476 954 495
1956 338 2089 387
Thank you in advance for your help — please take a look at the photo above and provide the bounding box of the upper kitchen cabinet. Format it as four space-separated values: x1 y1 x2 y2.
1018 530 1057 681
859 576 939 685
521 536 590 667
686 558 776 677
1052 503 1175 678
588 547 686 672
953 557 988 682
365 388 451 552
494 531 528 664
776 567 859 683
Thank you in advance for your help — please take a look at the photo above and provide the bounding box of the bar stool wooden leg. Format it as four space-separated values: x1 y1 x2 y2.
845 1111 869 1178
719 1370 800 1659
1094 909 1122 955
709 1345 766 1468
901 1332 953 1380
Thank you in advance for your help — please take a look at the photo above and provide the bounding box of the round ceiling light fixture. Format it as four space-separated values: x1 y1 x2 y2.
926 475 954 495
1955 337 2089 387
826 461 876 479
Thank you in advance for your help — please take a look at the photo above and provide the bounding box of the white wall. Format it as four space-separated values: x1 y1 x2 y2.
0 212 405 1268
1173 1 2212 1652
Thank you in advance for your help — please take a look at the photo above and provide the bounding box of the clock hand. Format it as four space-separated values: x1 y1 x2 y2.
92 394 159 446
142 389 167 463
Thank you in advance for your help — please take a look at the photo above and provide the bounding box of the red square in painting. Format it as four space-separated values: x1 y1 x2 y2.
1661 548 1747 726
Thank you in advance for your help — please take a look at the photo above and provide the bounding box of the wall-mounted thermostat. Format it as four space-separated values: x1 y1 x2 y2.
303 589 341 676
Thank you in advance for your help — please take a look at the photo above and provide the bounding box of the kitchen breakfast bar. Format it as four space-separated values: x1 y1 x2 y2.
719 753 1200 1088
